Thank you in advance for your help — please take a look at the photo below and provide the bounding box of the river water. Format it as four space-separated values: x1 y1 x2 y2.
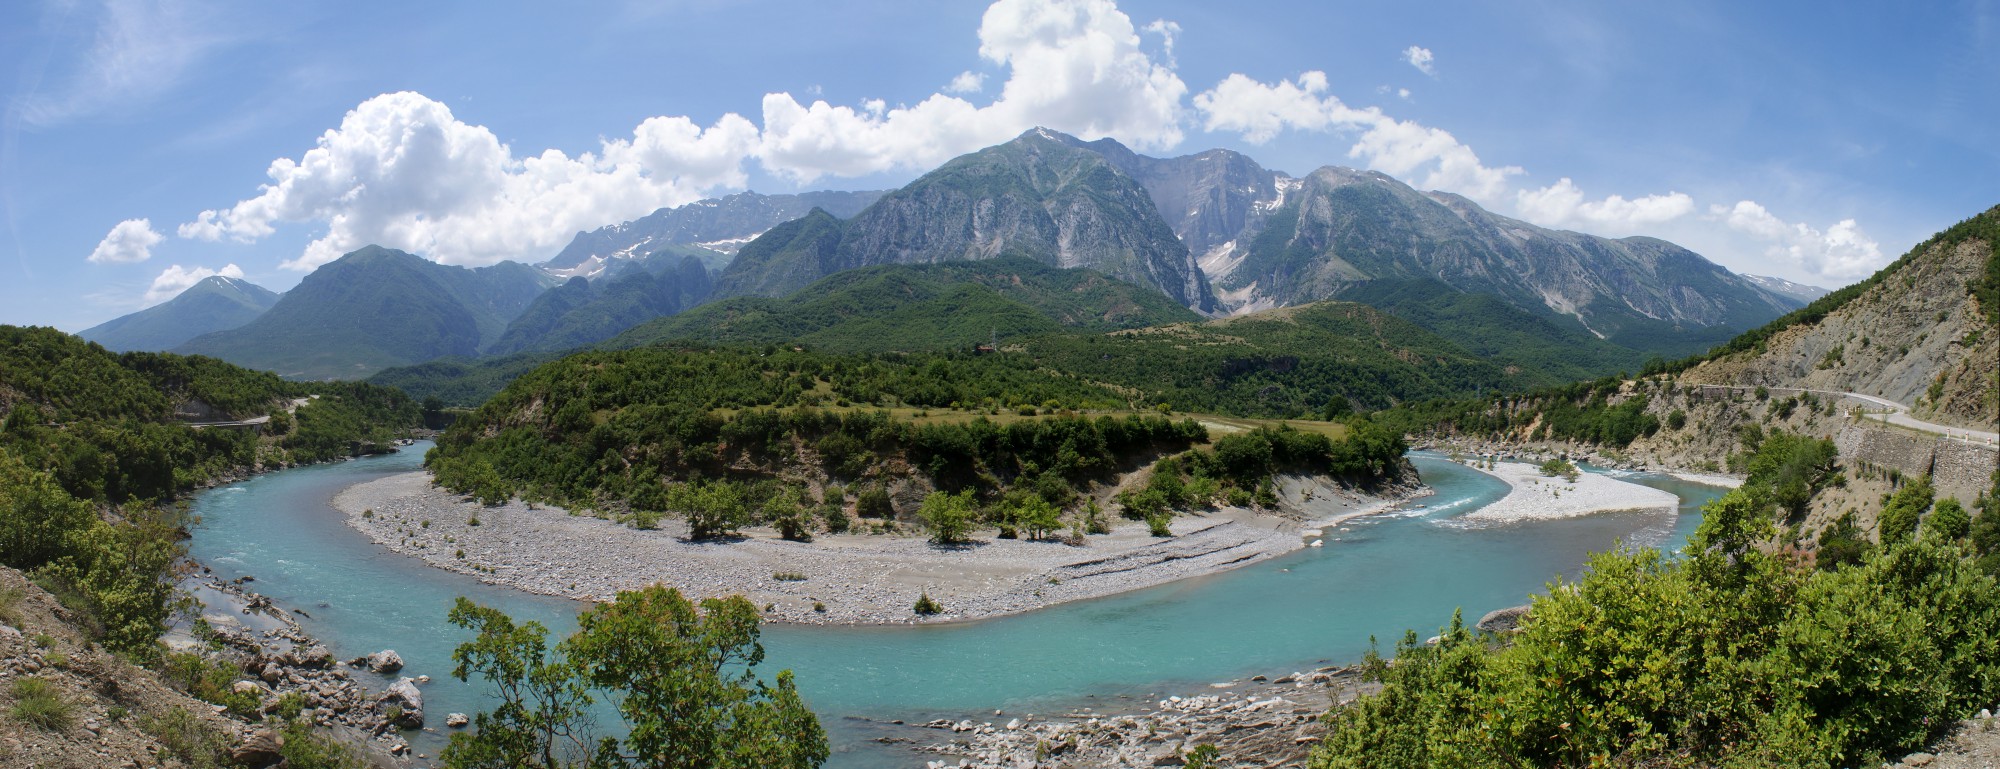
186 444 1722 766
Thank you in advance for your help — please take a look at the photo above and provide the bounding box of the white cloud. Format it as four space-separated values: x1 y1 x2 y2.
758 0 1188 181
1711 201 1882 280
180 92 761 271
1193 71 1520 201
87 218 162 264
20 0 228 126
144 262 242 304
1403 45 1435 77
946 71 987 94
144 0 1885 285
1515 178 1695 231
1142 19 1180 68
177 0 1192 264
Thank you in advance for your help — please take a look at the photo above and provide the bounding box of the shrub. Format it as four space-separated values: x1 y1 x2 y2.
278 717 373 769
141 708 234 767
9 677 71 730
1538 458 1578 481
913 592 943 616
1145 512 1174 538
1927 498 1971 541
855 486 894 519
919 490 976 545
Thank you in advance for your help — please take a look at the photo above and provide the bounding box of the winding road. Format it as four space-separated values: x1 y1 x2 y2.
1701 384 1998 446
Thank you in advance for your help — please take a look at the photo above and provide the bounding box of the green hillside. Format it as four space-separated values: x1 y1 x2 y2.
0 325 422 652
614 257 1198 353
175 246 554 379
1013 301 1523 415
487 254 713 355
1337 278 1651 380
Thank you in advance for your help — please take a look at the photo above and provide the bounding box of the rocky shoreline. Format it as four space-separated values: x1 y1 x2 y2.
171 568 461 762
899 664 1374 768
332 471 1414 626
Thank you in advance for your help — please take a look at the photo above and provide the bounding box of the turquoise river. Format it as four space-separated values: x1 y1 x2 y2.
185 443 1724 767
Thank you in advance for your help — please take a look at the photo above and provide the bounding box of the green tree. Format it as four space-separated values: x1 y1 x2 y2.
565 586 827 769
1926 498 1971 541
763 488 812 542
446 587 827 769
919 490 976 545
1878 476 1936 545
441 599 595 769
1013 494 1062 541
674 481 749 540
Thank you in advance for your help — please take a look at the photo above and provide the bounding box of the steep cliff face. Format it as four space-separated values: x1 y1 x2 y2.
1068 137 1289 266
1682 209 2000 430
716 129 1218 311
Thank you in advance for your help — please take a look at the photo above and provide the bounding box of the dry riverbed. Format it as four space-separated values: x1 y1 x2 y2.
333 471 1409 625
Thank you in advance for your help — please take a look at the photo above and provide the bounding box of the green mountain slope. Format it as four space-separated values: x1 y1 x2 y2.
614 257 1198 353
716 129 1217 311
1013 301 1524 414
1336 278 1651 379
175 246 555 379
79 276 281 352
486 255 713 355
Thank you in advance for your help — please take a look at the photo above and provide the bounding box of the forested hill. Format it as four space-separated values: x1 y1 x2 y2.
174 245 556 380
1 326 424 501
608 257 1200 353
0 325 422 655
426 344 1409 543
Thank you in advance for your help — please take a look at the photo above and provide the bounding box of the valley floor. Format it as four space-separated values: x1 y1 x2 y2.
333 471 1406 625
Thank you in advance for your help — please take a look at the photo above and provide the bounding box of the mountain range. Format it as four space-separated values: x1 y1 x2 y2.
90 127 1827 386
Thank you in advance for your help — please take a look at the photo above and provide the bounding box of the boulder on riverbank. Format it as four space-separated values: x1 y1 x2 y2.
380 677 424 728
365 649 403 673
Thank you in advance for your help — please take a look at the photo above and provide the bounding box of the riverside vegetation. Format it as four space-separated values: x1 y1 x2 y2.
423 345 1409 543
1310 433 2000 768
0 325 423 765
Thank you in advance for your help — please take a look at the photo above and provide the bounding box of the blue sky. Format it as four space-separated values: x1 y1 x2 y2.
4 0 1996 331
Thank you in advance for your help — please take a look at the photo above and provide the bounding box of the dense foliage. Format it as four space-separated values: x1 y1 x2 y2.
1310 435 2000 768
442 586 826 769
1374 376 1664 450
426 344 1213 525
0 325 421 653
392 292 1532 414
612 257 1199 354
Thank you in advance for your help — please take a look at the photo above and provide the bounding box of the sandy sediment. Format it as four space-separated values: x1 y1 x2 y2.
1458 460 1680 523
1663 471 1746 488
332 471 1403 626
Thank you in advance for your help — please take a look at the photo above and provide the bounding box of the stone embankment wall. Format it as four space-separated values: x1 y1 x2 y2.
1835 424 1998 503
